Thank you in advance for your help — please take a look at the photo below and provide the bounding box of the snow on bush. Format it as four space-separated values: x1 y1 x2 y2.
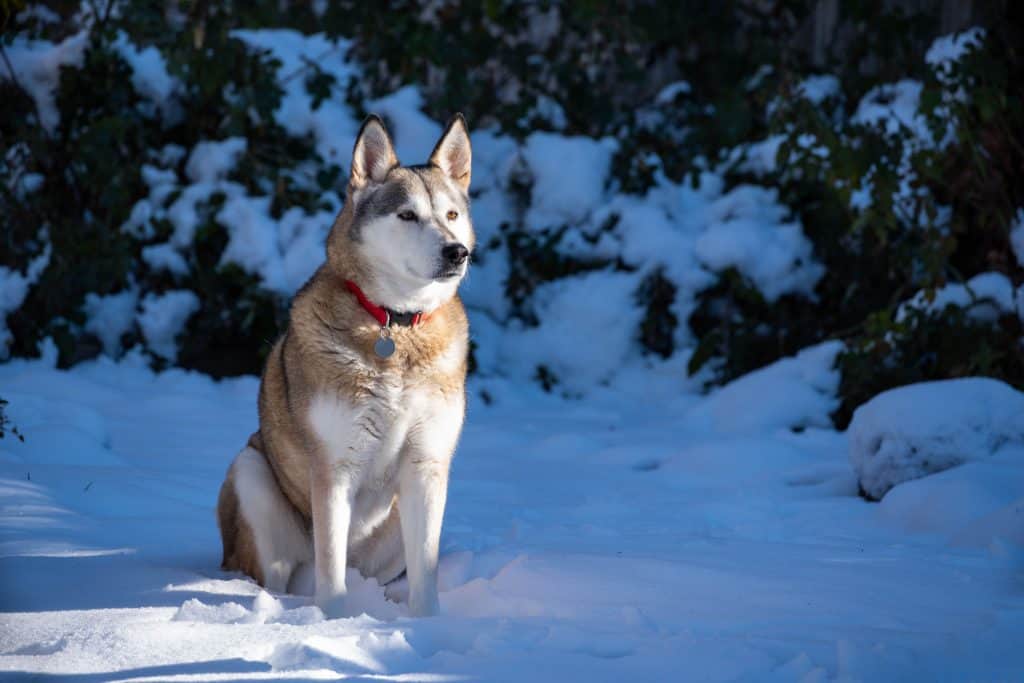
897 272 1019 323
137 291 201 362
184 138 247 183
2 9 1021 411
795 74 841 105
0 32 88 131
90 25 827 392
112 32 182 121
1010 208 1024 267
0 245 50 359
496 269 645 394
369 86 443 162
848 378 1024 500
82 289 139 357
520 133 617 228
231 29 360 167
925 27 986 79
694 185 823 302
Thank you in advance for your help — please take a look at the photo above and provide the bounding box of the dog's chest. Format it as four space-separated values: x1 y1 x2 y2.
308 374 438 485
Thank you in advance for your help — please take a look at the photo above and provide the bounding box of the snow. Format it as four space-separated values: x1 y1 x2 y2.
1 355 1023 680
141 242 189 276
735 135 784 175
1010 207 1024 267
852 79 927 141
654 80 691 105
231 29 360 167
848 378 1024 500
82 288 139 356
3 25 830 391
681 341 843 435
0 32 88 132
925 27 985 74
368 86 443 164
136 290 200 362
185 138 248 184
521 133 616 228
0 244 50 360
796 74 841 105
4 22 1024 678
496 269 645 394
694 185 823 302
898 271 1018 323
112 32 181 120
880 443 1024 548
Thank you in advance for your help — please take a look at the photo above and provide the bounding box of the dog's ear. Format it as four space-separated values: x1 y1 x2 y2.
429 113 471 192
350 115 398 190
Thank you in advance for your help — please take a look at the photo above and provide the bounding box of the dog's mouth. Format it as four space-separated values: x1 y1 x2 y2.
434 268 464 280
433 263 468 281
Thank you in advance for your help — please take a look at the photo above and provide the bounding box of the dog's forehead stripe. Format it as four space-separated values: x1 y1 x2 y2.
349 166 470 242
412 169 464 243
366 181 413 218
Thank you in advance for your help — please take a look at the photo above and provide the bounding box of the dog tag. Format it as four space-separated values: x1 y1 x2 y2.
374 336 396 358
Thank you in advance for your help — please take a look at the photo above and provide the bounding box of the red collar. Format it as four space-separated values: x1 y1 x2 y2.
344 280 429 328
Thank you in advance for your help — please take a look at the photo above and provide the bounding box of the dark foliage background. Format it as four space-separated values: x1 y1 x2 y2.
2 0 1022 428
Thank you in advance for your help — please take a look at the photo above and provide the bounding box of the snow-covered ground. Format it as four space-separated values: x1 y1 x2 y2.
2 347 1022 681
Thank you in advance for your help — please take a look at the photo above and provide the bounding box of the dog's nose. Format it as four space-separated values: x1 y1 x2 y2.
442 243 469 266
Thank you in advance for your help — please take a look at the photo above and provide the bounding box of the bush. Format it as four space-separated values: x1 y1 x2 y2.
2 1 1022 424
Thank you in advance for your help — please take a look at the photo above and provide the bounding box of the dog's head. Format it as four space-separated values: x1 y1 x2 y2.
332 114 475 313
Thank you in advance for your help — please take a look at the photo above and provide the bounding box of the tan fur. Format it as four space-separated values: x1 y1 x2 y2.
217 469 264 586
217 115 472 616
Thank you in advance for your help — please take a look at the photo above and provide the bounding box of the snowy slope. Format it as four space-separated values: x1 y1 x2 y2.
2 350 1023 681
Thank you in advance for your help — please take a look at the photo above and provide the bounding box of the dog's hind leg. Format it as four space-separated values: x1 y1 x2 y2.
351 501 406 587
218 444 311 592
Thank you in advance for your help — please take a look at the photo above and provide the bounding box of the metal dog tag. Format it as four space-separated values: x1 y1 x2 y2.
374 335 396 358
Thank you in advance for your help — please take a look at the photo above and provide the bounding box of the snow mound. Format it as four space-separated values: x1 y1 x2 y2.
0 391 119 467
683 340 843 435
848 378 1024 500
880 444 1024 548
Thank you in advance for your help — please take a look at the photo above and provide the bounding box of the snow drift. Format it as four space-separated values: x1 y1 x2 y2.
848 377 1024 500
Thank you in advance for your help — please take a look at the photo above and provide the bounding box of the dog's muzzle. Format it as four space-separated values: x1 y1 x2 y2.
441 243 469 267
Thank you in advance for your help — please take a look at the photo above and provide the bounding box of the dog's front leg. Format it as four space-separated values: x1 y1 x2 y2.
398 457 450 617
311 457 355 618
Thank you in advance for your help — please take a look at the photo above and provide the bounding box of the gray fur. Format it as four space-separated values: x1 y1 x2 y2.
348 166 470 245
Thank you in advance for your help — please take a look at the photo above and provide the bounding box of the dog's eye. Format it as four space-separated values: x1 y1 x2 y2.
446 210 458 221
397 211 417 221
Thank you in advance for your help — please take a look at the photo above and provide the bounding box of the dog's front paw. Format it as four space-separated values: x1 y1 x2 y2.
407 592 440 618
315 591 348 619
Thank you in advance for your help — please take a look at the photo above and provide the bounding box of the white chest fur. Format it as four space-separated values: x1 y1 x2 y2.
307 375 463 540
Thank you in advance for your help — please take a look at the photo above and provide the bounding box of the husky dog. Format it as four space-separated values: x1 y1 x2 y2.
216 114 474 618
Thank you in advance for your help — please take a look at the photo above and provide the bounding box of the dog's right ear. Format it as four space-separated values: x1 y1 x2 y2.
350 115 398 190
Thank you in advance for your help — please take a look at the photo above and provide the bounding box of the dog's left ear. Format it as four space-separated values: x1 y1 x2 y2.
429 113 472 192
